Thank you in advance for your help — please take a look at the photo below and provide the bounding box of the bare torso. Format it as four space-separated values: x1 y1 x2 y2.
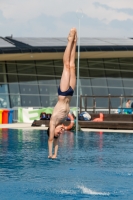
50 96 71 127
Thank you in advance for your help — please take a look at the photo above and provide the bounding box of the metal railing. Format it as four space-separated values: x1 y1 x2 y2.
80 95 133 114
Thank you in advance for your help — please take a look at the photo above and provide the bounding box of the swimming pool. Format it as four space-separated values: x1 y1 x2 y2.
0 128 133 200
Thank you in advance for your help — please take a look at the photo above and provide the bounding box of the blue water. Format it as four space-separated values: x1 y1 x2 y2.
0 129 133 200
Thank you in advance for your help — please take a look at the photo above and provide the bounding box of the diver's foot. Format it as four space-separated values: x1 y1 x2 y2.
74 31 77 43
67 28 76 42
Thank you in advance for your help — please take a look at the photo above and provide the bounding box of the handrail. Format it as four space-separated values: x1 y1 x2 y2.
80 95 133 114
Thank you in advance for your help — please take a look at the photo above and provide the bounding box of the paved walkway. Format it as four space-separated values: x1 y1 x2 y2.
0 123 133 133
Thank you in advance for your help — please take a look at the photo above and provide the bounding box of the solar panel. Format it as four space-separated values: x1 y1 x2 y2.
80 38 133 46
0 38 15 48
13 37 133 47
97 38 133 46
13 37 67 47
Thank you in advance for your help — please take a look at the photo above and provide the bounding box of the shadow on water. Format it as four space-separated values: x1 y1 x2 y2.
0 128 133 199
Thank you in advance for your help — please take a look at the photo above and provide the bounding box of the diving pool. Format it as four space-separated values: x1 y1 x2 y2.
0 129 133 200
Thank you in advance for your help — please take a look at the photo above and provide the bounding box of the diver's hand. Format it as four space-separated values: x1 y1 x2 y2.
51 154 57 159
48 155 53 159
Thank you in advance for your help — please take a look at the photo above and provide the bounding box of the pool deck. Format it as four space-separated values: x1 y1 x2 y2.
0 123 133 133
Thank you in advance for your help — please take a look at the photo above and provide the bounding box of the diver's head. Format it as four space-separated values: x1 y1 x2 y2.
47 125 64 139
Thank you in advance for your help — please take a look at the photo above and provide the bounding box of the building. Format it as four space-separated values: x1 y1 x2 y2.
0 36 133 109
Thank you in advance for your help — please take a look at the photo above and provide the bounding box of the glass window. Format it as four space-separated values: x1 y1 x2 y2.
0 62 5 73
80 96 93 108
39 85 57 96
0 95 9 108
40 95 58 107
89 69 106 78
107 78 123 87
89 71 108 95
119 58 133 96
19 84 39 95
9 94 21 107
107 78 124 95
0 84 8 93
56 78 61 86
89 69 108 95
7 74 18 83
54 60 63 67
81 86 92 96
2 58 133 109
88 59 104 69
92 87 108 96
0 62 10 107
37 76 56 85
104 59 124 95
121 78 133 88
79 59 88 67
110 97 120 109
0 75 5 83
70 95 78 107
104 58 120 69
94 97 108 108
79 59 89 77
91 77 107 87
105 70 121 78
8 83 20 94
119 58 133 71
124 88 133 96
54 60 63 76
17 61 38 85
80 78 91 86
104 58 121 77
73 88 77 96
17 61 36 74
54 66 62 76
108 87 124 96
0 62 7 83
18 75 37 83
21 95 41 107
6 62 17 73
36 60 55 76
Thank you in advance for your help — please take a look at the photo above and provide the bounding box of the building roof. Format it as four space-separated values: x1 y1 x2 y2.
0 36 133 54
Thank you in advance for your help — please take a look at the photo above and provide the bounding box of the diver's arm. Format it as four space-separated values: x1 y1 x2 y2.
52 138 59 159
48 121 55 158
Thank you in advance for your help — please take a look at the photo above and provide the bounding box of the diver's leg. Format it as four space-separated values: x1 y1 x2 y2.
59 28 76 92
69 31 77 90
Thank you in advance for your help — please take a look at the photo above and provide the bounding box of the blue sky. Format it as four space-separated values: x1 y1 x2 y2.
0 0 133 38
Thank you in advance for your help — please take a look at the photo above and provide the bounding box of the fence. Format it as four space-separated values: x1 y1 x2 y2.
10 96 133 122
80 95 133 114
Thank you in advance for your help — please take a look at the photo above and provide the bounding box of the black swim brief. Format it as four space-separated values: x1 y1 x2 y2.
58 86 74 96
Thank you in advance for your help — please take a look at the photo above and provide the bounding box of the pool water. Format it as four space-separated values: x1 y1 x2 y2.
0 129 133 200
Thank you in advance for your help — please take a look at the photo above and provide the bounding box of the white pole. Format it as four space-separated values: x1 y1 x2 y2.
76 19 80 134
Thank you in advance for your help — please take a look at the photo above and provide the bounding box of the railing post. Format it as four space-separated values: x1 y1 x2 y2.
108 94 111 114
